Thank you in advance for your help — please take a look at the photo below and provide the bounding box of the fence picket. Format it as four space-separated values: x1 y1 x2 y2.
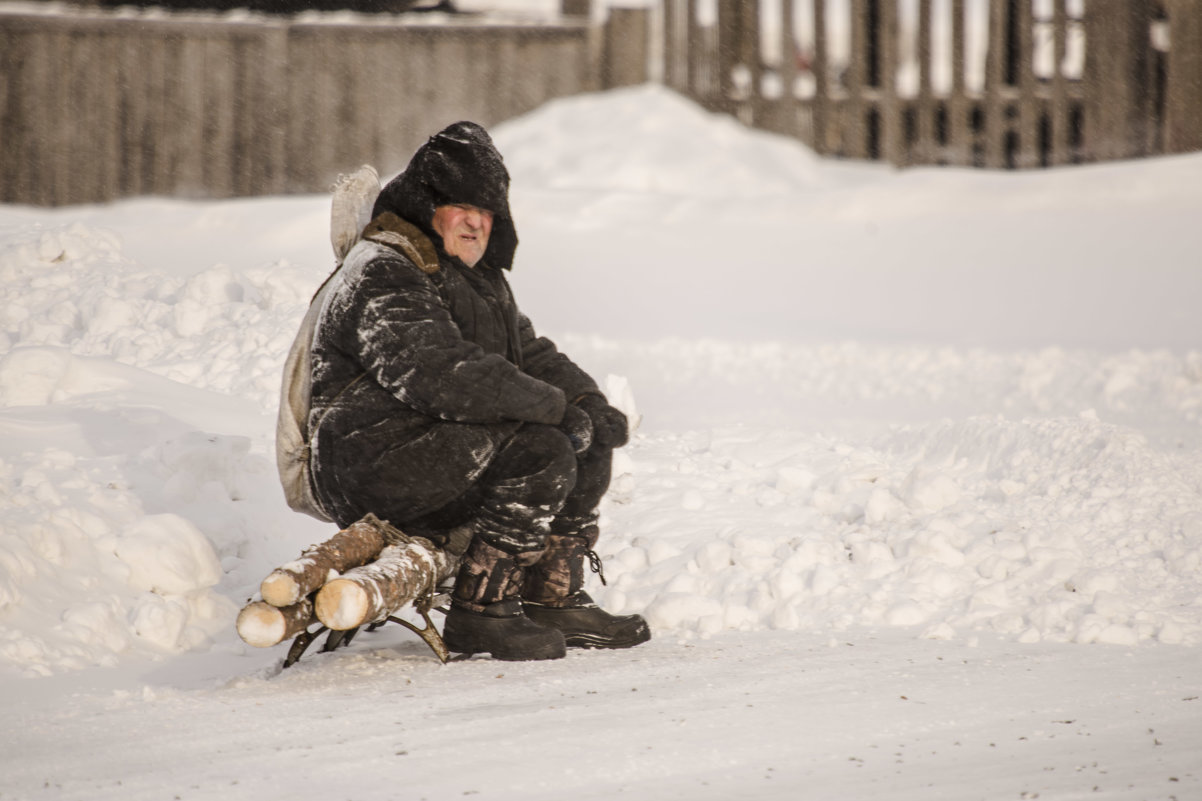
983 0 1008 168
1015 0 1038 168
948 0 970 165
811 0 830 156
1163 0 1202 154
915 0 934 165
1048 0 1070 165
879 0 903 165
846 0 868 158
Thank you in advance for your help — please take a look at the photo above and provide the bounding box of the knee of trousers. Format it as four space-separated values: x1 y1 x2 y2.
474 424 578 555
486 423 579 506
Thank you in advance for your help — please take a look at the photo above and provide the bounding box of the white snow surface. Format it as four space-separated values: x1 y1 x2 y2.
1 85 1200 799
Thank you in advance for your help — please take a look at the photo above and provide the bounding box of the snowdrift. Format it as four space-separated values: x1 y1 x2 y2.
2 85 1201 678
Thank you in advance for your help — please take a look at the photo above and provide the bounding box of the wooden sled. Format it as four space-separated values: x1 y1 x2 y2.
236 514 463 667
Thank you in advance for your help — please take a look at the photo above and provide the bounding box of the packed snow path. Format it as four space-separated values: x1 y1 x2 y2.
3 631 1199 800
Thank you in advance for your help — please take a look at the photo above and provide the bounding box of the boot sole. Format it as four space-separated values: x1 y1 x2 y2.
442 625 566 661
521 604 652 650
561 625 651 650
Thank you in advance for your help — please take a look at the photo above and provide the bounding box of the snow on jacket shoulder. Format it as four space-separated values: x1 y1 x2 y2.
310 214 574 437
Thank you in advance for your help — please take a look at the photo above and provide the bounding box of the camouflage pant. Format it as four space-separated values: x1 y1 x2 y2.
408 422 613 557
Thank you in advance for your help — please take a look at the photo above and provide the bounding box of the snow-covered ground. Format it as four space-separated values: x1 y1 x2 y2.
1 85 1200 799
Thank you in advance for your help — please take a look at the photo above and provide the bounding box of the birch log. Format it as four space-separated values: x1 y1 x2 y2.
260 514 391 607
236 597 316 648
315 538 456 631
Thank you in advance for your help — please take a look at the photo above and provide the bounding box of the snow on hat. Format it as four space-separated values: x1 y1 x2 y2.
373 122 518 270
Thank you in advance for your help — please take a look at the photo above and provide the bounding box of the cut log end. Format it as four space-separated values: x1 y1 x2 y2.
237 598 316 647
315 578 371 631
260 571 302 608
237 602 290 648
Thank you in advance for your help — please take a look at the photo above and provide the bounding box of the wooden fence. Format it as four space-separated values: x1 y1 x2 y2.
662 0 1202 168
0 6 650 206
5 1 1201 206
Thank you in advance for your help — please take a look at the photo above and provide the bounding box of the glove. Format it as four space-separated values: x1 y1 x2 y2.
575 394 629 449
559 403 594 455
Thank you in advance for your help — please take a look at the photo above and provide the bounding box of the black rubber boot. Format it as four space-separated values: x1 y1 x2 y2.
442 537 565 661
443 599 566 661
523 591 651 649
522 527 651 650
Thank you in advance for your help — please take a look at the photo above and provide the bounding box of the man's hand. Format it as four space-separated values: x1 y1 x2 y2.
559 403 594 454
575 394 629 450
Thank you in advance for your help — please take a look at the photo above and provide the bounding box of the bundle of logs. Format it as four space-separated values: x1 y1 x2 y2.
236 514 460 665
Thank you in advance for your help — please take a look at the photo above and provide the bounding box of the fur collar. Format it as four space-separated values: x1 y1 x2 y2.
362 212 440 275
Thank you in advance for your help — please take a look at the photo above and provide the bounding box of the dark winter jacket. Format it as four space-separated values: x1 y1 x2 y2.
308 124 600 529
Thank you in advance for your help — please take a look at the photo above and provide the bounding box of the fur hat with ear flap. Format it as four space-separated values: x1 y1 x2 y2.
372 121 519 271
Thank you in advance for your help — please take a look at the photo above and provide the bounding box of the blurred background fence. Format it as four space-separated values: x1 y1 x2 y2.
0 4 649 205
2 0 1201 206
664 0 1202 168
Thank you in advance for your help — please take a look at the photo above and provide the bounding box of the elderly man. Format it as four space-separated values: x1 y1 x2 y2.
307 122 649 661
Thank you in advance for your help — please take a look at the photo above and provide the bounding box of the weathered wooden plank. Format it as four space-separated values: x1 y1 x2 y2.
48 28 77 205
779 0 798 109
5 26 40 203
1016 0 1038 167
393 29 432 168
1048 0 1070 165
948 0 971 165
65 30 95 203
204 35 237 198
549 31 588 106
345 35 378 173
846 0 869 158
603 6 650 89
145 33 175 197
811 0 830 155
686 0 707 97
741 0 761 104
716 0 740 103
366 29 405 178
0 23 15 203
812 0 831 153
435 29 474 127
1084 3 1156 162
182 35 211 196
878 0 903 165
84 28 115 202
983 0 1009 168
258 24 290 196
284 28 322 192
94 29 122 202
115 30 143 197
662 0 684 91
915 0 935 164
1162 0 1202 154
230 35 256 197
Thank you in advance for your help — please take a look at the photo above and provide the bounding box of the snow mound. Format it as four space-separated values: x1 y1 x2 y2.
0 441 238 676
0 222 318 677
596 413 1202 647
493 84 832 197
0 221 315 410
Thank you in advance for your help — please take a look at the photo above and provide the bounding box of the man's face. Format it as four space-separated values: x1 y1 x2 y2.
431 204 494 267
